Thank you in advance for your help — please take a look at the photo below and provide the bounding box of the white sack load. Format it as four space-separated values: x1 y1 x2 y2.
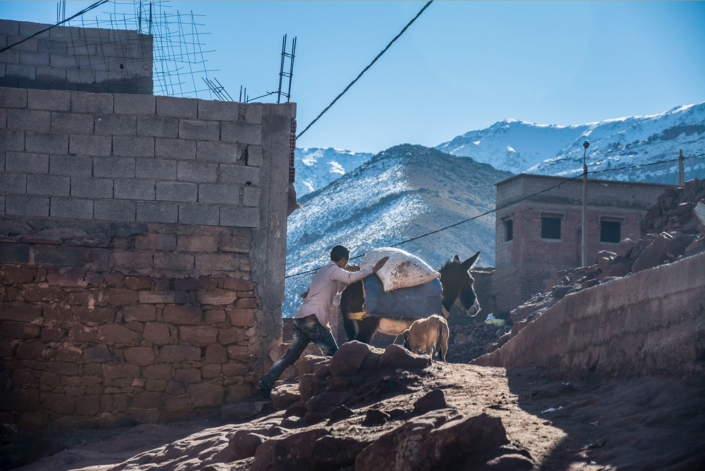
361 247 439 292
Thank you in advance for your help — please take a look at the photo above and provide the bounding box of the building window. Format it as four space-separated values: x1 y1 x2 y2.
541 217 561 240
505 220 513 242
600 220 621 243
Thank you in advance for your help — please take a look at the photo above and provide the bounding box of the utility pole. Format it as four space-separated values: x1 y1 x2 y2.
582 141 590 267
678 149 685 186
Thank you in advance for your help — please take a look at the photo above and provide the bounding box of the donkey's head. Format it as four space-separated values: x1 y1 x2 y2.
438 251 481 317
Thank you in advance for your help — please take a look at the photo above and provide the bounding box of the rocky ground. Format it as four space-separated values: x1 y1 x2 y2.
10 342 705 471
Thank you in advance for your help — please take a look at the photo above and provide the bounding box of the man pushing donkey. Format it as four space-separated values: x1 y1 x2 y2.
256 245 388 399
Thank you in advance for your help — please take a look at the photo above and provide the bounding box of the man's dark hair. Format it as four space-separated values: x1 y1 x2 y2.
330 245 350 262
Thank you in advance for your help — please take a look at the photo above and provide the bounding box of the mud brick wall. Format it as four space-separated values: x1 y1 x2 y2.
0 87 294 430
493 175 670 313
0 20 153 94
475 251 705 380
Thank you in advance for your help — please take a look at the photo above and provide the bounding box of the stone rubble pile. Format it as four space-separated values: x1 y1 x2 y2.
446 323 512 364
108 342 533 471
641 178 705 235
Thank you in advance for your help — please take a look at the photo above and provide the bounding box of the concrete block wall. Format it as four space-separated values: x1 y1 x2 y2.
0 87 268 227
0 87 295 430
0 20 152 94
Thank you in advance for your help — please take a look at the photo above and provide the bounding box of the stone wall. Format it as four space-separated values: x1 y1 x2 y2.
474 251 705 379
0 87 295 430
0 20 153 94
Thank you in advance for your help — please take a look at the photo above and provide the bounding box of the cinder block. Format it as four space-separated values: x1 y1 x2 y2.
94 199 136 221
7 35 37 52
243 187 261 207
71 44 96 56
0 242 30 264
136 159 177 180
0 87 27 108
71 91 113 114
49 54 78 68
95 115 136 136
49 155 92 177
244 104 263 125
6 152 48 174
6 195 48 217
114 94 155 115
156 96 197 118
0 49 20 65
0 108 4 128
19 51 49 67
37 39 67 54
94 157 135 178
49 25 81 40
7 109 51 132
66 69 95 85
113 136 153 157
220 207 260 228
27 174 69 196
219 164 260 186
0 130 25 151
28 89 70 111
0 194 4 214
7 64 37 80
177 161 217 183
0 20 20 36
246 146 263 167
69 135 111 156
19 22 51 38
156 181 197 202
198 184 239 205
198 100 238 121
0 173 26 194
196 141 240 163
179 120 219 141
26 132 67 154
137 116 178 138
0 64 5 78
71 177 113 198
221 122 262 145
51 197 93 219
155 138 196 160
179 204 219 226
36 67 66 83
51 112 94 134
136 202 178 223
114 179 155 200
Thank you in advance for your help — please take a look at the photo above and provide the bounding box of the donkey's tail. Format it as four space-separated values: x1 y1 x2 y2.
436 318 449 363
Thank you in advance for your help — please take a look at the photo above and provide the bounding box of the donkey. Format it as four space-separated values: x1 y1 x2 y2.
340 252 481 344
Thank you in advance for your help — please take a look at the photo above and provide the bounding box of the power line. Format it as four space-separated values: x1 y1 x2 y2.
0 0 109 54
296 0 434 140
284 153 705 278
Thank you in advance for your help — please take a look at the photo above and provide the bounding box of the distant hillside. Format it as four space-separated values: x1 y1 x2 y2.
436 102 705 183
294 148 374 197
284 144 512 317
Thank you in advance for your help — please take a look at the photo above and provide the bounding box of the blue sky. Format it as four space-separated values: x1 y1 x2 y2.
2 1 704 153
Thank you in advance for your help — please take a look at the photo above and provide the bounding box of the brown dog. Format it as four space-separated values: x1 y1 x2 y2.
402 314 449 362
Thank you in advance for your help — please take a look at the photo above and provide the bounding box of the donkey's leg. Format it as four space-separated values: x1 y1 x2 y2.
355 317 380 345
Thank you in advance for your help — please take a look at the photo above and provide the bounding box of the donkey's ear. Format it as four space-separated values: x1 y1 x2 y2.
461 251 481 271
452 255 460 263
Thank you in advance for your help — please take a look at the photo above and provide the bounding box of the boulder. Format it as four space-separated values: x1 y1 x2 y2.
595 250 616 273
605 263 630 278
328 405 354 423
615 238 637 258
632 233 671 273
330 341 374 376
251 428 329 471
220 430 269 461
271 383 300 411
413 389 447 415
312 435 373 471
299 373 328 403
221 401 266 422
379 344 431 370
355 411 508 471
362 409 390 426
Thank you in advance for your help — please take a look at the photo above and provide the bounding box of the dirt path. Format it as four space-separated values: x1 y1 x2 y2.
10 362 705 471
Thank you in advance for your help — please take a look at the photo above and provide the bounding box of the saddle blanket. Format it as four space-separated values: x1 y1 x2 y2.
362 273 443 320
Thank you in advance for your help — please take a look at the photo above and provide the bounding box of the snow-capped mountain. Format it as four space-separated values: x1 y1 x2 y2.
294 148 373 197
284 144 512 318
436 102 705 183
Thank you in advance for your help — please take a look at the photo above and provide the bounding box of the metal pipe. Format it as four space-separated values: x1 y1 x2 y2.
679 149 684 186
582 141 590 267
